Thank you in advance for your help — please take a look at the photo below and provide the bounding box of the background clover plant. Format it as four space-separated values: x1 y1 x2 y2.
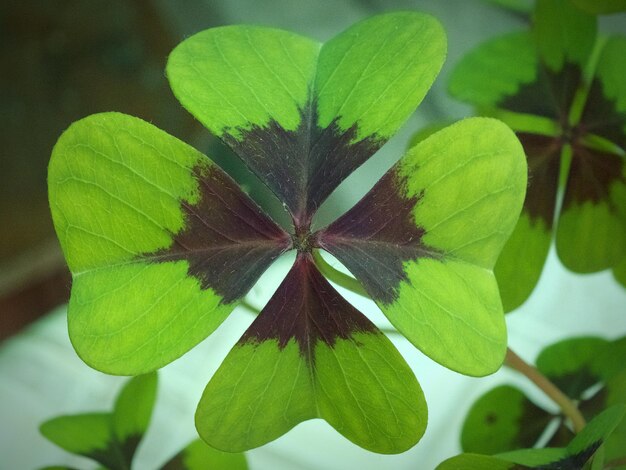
39 372 248 470
48 11 527 454
437 404 626 470
461 336 626 463
448 0 626 311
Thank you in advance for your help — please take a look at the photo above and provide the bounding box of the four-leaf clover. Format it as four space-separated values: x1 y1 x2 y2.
48 12 526 453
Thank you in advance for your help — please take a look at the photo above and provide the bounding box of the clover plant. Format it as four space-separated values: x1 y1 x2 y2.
48 11 528 454
429 2 626 468
437 405 626 470
449 0 626 311
461 336 626 464
39 373 247 470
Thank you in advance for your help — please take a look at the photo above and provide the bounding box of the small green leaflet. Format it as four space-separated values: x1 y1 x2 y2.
40 374 157 469
39 373 248 470
49 12 527 453
448 0 626 311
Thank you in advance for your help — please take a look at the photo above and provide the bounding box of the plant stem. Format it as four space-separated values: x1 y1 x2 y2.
312 250 369 298
505 348 586 433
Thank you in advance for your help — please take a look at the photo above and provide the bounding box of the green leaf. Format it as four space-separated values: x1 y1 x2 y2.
167 13 445 221
570 0 626 14
161 439 248 470
449 33 539 112
39 413 122 469
556 149 626 273
568 405 626 456
536 337 609 396
560 37 626 273
594 36 626 126
604 370 626 461
408 121 454 149
461 385 554 454
167 25 318 141
556 35 626 273
314 12 445 143
533 0 596 72
496 448 569 466
112 372 157 463
494 133 560 311
319 118 527 376
196 254 426 454
436 453 521 470
49 113 289 374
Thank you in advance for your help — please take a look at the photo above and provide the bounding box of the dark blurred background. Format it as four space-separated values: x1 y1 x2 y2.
1 0 201 336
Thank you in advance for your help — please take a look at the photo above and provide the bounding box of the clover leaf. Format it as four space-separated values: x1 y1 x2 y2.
460 336 626 462
48 12 527 453
39 373 246 470
449 0 626 311
438 404 626 470
571 0 626 14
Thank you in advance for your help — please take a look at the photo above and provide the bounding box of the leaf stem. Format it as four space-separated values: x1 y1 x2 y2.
505 348 586 433
312 250 369 298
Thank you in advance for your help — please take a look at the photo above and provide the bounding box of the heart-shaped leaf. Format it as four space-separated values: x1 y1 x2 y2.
49 113 290 374
40 373 157 469
319 118 527 375
195 253 426 453
40 413 116 469
167 13 445 224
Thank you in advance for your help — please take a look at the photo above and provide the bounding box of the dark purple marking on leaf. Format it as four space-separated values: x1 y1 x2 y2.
148 165 291 304
239 252 378 358
515 400 555 450
579 78 626 149
221 101 381 227
516 132 562 227
546 417 575 449
539 441 601 470
316 167 440 305
118 434 142 468
82 438 134 470
562 144 625 211
579 387 608 422
160 453 185 470
500 63 582 126
548 368 601 400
